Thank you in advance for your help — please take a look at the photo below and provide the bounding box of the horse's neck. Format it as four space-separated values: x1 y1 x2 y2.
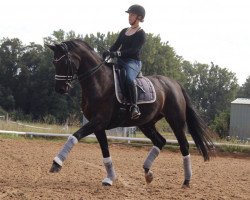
80 62 113 101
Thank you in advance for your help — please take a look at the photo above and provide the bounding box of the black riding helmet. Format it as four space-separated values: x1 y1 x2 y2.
125 4 145 22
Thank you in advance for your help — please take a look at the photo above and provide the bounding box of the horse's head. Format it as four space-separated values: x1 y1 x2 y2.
47 42 80 94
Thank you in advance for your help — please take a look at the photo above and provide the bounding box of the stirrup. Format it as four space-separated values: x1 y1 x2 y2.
130 105 141 119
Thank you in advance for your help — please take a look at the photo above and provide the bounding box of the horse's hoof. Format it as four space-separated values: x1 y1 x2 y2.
102 177 113 186
145 170 153 184
49 161 62 173
102 182 112 186
182 180 190 188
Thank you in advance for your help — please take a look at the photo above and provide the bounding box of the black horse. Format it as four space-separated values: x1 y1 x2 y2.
47 39 215 187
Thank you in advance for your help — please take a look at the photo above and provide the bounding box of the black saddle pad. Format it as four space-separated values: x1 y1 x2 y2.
113 66 156 105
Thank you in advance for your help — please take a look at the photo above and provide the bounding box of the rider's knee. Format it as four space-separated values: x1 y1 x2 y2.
127 78 136 86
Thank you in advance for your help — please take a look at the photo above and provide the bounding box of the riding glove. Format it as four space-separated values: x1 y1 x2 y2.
102 51 121 59
102 50 110 59
109 51 118 58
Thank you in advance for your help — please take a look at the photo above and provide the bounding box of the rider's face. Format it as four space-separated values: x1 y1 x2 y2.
128 13 138 25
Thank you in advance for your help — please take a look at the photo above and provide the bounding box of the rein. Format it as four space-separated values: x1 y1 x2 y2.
70 60 106 88
77 61 106 81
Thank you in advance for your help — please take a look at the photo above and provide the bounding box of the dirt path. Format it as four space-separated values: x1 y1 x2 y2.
0 138 249 200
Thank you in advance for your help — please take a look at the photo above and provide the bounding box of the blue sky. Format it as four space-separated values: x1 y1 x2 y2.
1 0 249 85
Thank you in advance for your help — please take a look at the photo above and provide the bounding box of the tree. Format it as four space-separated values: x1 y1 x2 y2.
13 43 44 112
182 62 238 123
43 29 84 45
237 76 250 98
141 34 184 81
0 38 23 90
210 110 230 138
0 85 15 110
0 38 24 111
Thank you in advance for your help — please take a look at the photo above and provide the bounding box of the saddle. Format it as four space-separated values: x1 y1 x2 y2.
112 64 156 105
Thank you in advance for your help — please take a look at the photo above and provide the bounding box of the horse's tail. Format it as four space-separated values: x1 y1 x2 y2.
181 86 215 161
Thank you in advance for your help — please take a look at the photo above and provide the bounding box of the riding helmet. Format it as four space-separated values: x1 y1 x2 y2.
125 5 146 21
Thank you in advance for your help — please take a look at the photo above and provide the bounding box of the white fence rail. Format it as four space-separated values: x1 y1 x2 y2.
0 129 180 144
0 129 250 148
8 121 52 130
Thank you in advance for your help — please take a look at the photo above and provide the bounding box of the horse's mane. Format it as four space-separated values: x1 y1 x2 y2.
62 39 93 50
62 39 101 60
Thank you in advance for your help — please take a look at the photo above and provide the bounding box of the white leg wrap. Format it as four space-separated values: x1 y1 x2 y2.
103 157 112 164
102 177 114 186
183 154 192 181
143 146 160 170
54 135 78 166
54 156 63 166
102 157 116 185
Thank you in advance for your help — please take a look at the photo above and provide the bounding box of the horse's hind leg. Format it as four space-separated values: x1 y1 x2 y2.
95 130 117 186
139 124 166 184
167 117 192 188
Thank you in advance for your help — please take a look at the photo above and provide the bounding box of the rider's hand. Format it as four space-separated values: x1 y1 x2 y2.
102 50 110 60
103 51 121 59
109 51 117 58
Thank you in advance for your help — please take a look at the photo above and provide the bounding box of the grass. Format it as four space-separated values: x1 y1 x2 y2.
0 119 79 134
218 144 250 154
0 119 250 154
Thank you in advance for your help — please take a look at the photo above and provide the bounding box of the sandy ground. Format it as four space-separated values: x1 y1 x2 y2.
0 138 249 200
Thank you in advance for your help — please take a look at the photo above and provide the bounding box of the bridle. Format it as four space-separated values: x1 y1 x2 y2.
54 43 76 88
53 43 106 88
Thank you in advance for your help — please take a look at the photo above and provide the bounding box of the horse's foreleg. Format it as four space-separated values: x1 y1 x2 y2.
102 157 116 186
50 135 78 173
95 131 116 186
50 120 102 173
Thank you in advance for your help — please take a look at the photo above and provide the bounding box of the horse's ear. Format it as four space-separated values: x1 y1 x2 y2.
46 44 57 52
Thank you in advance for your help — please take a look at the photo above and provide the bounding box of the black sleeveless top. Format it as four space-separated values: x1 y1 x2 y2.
110 28 146 61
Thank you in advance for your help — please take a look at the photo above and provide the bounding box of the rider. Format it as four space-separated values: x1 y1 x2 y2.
103 4 146 119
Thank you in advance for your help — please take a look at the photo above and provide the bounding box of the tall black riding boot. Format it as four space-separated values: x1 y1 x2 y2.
128 81 141 119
